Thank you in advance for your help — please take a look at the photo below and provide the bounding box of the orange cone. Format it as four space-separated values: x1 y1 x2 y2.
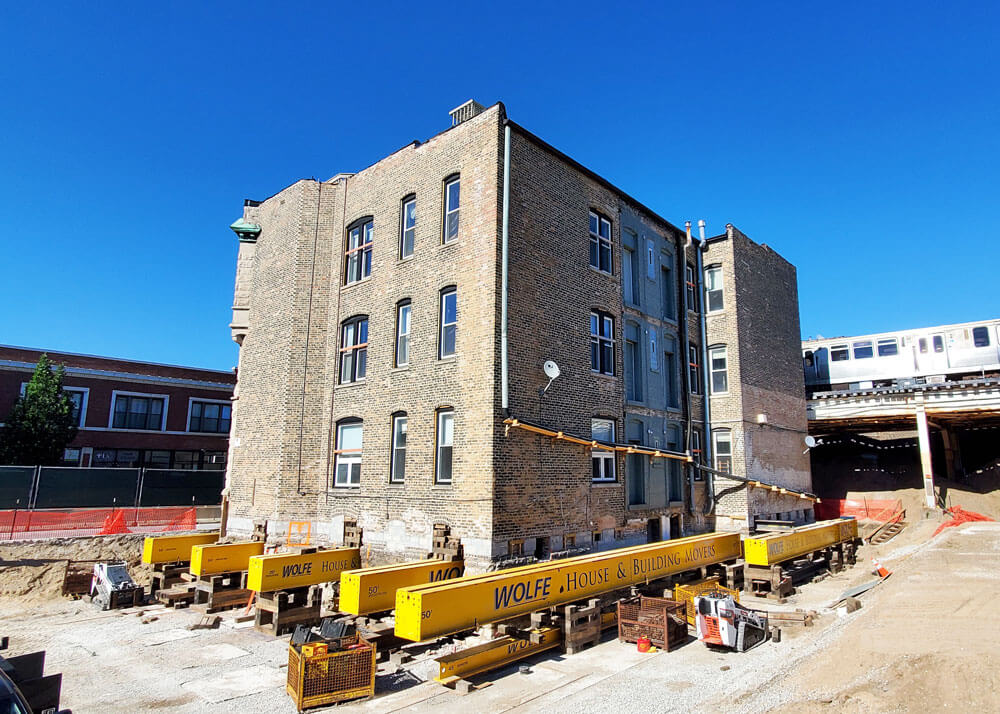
99 510 131 535
871 558 891 578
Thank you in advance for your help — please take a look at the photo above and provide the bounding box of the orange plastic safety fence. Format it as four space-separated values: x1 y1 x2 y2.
932 506 994 537
815 498 903 523
0 506 198 540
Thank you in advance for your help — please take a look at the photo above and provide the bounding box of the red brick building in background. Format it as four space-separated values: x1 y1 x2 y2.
0 345 235 469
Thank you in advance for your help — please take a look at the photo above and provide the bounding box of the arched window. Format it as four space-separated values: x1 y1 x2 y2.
439 287 457 358
334 418 363 487
395 300 411 367
708 345 728 394
339 316 368 384
590 310 614 375
344 217 373 285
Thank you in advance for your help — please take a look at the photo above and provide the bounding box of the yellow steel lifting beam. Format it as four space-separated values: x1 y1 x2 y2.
434 627 562 684
247 547 361 592
743 518 858 567
190 541 265 577
395 531 740 642
142 532 219 565
340 559 465 616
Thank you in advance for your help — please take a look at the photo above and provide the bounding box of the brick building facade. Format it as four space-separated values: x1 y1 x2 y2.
0 345 235 469
225 102 812 569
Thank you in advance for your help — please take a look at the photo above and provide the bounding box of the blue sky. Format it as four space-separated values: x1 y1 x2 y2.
1 2 997 369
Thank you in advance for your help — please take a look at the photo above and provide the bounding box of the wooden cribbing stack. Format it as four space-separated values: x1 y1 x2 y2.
251 522 364 636
428 522 463 562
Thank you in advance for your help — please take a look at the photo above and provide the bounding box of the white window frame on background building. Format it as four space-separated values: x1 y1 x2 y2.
591 418 616 482
108 390 169 431
334 420 363 487
186 397 232 434
435 408 454 484
713 430 733 474
705 266 724 313
443 176 460 244
390 413 407 484
709 345 728 394
21 383 88 427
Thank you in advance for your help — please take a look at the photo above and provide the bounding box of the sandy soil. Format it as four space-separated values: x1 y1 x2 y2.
0 534 150 605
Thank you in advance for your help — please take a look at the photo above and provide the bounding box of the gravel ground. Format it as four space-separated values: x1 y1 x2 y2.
3 519 989 713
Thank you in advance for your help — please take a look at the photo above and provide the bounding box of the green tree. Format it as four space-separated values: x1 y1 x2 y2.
0 354 79 465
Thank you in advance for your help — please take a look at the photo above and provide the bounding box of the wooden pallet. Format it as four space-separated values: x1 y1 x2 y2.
254 585 322 636
156 585 196 609
191 571 251 614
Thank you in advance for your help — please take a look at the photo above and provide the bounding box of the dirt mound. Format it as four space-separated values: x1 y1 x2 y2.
0 534 151 604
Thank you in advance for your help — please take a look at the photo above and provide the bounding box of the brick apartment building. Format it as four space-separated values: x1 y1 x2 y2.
224 101 812 569
0 345 236 469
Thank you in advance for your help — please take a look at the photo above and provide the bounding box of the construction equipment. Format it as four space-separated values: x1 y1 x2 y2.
247 547 361 592
395 532 741 641
693 591 769 652
340 559 465 615
190 541 265 577
434 626 562 686
90 561 144 610
1 637 68 714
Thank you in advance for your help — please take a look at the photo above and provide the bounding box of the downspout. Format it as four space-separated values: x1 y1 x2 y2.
681 223 695 512
501 124 512 416
697 220 714 514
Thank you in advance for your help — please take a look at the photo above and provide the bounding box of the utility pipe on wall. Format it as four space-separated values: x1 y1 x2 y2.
682 222 695 512
696 219 714 514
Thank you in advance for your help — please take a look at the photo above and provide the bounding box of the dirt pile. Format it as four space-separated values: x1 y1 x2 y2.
0 534 150 604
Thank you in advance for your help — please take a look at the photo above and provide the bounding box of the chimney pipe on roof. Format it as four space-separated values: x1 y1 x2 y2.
450 100 485 126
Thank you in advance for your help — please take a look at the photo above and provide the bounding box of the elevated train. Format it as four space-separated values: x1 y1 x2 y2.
802 319 1000 394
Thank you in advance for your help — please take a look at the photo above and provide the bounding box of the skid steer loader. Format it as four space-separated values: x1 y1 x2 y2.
693 591 769 652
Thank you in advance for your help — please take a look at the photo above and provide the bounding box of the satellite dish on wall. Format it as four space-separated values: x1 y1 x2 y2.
543 361 561 380
541 360 561 396
803 435 817 454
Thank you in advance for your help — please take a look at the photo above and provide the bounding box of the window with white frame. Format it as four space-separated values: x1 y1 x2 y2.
390 413 407 483
443 176 460 243
344 218 373 285
591 418 616 482
22 383 87 427
590 311 615 375
112 393 166 430
439 288 457 358
400 196 416 258
705 266 723 312
877 338 899 357
189 400 232 433
395 300 411 367
709 345 728 394
339 316 368 383
831 344 850 361
435 408 454 484
714 430 732 474
853 340 874 359
334 420 363 487
589 211 612 273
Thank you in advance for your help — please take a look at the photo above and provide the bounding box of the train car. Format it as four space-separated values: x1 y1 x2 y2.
802 319 1000 394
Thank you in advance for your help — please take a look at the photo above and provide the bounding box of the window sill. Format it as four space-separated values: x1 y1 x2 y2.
437 355 458 363
387 482 406 488
335 380 367 391
590 371 617 382
588 265 615 278
397 255 415 265
591 481 620 488
341 277 372 293
439 240 461 250
391 365 410 373
431 483 453 489
330 485 361 491
625 399 646 407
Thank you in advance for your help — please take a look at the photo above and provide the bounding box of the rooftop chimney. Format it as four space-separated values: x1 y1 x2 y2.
449 99 485 126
